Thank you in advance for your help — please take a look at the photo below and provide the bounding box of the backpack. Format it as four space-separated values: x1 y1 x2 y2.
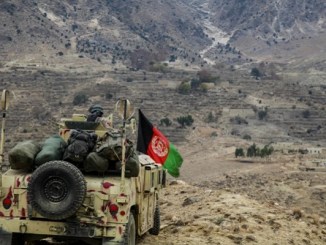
96 131 133 161
63 130 97 165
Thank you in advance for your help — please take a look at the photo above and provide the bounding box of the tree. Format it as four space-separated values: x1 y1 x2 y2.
235 148 245 158
247 143 259 157
260 145 274 157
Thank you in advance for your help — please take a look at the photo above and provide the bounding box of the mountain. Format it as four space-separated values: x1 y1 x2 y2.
0 0 209 68
0 0 324 68
206 0 326 65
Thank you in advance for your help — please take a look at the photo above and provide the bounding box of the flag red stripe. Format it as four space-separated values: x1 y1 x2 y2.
146 127 170 164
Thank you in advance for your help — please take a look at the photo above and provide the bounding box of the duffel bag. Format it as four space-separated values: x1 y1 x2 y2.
34 135 67 167
84 152 109 173
9 140 41 170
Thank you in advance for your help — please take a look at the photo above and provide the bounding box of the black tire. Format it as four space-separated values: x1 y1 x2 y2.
11 233 24 245
27 160 86 220
149 203 160 235
102 213 136 245
124 213 136 245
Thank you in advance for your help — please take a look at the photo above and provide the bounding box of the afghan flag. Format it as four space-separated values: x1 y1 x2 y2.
137 110 183 177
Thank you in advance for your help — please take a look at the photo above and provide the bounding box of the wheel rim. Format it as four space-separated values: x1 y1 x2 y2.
43 177 68 202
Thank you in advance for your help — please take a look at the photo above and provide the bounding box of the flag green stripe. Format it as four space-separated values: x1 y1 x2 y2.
163 143 183 177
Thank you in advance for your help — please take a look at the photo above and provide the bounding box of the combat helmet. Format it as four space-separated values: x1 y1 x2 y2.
88 104 103 114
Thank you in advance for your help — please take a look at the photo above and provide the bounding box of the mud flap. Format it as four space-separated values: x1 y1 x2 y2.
0 231 13 245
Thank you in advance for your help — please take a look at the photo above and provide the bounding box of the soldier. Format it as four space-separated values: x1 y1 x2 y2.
87 104 113 128
87 104 103 122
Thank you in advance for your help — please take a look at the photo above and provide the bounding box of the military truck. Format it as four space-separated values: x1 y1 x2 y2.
0 90 165 245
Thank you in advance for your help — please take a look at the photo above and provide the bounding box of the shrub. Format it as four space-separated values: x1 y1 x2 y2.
230 116 248 125
126 77 133 83
199 83 209 93
205 112 216 123
72 24 78 31
105 92 113 100
231 129 240 136
250 67 262 78
242 134 252 140
213 217 225 225
169 55 177 62
73 93 88 105
302 109 310 118
210 132 218 137
176 115 194 127
258 110 268 120
177 81 191 95
190 78 201 89
150 63 167 73
160 118 172 127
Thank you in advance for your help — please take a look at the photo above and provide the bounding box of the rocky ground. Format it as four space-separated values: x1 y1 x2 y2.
139 150 326 245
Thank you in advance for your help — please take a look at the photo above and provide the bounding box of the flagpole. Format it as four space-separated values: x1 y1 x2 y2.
0 90 10 166
120 99 127 193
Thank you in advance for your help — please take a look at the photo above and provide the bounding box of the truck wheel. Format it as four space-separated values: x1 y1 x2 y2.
27 160 86 220
124 213 136 245
149 204 160 235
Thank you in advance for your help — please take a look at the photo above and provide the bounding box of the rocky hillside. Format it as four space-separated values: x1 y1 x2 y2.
0 0 324 67
0 0 209 68
190 0 326 65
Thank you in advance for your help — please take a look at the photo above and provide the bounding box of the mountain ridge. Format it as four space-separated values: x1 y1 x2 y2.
0 0 324 68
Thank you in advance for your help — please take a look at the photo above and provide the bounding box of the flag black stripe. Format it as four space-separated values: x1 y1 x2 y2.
136 109 154 153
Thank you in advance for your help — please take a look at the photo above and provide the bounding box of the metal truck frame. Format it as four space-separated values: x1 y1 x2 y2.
0 91 164 245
